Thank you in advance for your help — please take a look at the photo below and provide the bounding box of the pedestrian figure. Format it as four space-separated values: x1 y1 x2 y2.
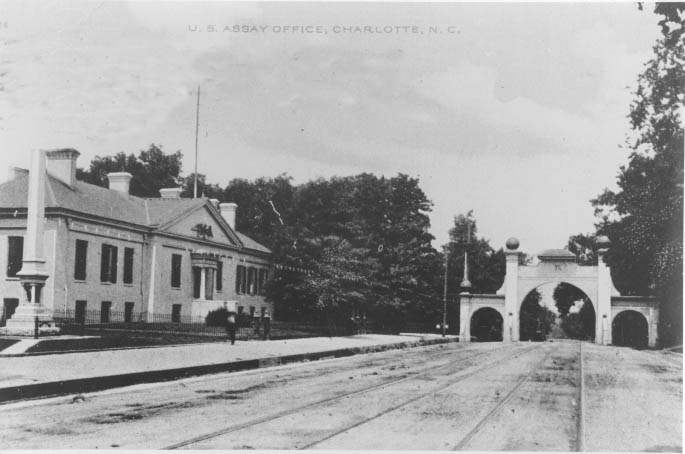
361 315 367 335
262 310 271 340
253 312 261 337
226 311 237 345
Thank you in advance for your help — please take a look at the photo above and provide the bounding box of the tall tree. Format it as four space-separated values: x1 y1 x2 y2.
77 144 183 198
591 4 684 345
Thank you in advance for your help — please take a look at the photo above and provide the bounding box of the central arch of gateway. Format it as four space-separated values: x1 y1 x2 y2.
458 237 660 347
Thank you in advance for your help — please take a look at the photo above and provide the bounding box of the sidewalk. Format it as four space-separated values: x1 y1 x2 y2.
0 333 457 403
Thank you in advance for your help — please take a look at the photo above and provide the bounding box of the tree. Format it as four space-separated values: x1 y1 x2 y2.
519 289 556 341
77 144 183 197
559 301 596 341
180 173 224 200
566 233 598 266
444 212 506 297
591 4 684 345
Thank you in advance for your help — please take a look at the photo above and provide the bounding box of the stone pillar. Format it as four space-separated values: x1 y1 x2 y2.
459 293 471 342
596 240 612 345
6 149 59 335
199 268 207 299
648 307 659 347
205 268 214 300
503 238 521 342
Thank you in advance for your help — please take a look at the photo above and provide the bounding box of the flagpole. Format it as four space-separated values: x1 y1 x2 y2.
193 85 201 199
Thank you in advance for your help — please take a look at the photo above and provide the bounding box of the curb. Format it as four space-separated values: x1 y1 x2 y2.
0 336 457 404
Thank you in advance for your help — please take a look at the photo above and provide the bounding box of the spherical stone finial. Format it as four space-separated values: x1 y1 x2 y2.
505 237 520 250
596 235 611 249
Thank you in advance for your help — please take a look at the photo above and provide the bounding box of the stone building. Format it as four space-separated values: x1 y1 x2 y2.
0 149 273 325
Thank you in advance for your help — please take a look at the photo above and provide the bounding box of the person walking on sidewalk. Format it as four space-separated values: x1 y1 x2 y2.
225 311 237 345
253 312 261 338
262 310 271 340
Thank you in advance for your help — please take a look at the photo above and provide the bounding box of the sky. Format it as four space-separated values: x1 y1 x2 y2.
0 1 662 254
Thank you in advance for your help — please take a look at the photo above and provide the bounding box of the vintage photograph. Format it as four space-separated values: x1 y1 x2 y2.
0 1 682 451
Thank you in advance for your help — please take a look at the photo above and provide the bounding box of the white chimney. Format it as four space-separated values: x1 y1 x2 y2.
219 202 237 230
160 187 182 199
107 172 133 195
7 167 28 181
46 149 80 187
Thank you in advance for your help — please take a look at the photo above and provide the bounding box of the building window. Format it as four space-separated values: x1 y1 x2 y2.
100 244 118 284
249 306 255 317
237 306 244 315
123 247 134 284
247 267 256 295
172 304 182 323
171 254 182 288
75 300 87 323
124 302 134 323
216 260 223 292
74 239 88 280
6 236 24 278
258 269 268 295
100 301 111 323
192 266 201 299
236 265 247 294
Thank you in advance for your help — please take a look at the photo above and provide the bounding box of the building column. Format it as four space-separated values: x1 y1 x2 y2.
199 268 207 299
205 268 214 300
597 249 612 346
648 307 659 347
459 293 471 342
503 239 521 342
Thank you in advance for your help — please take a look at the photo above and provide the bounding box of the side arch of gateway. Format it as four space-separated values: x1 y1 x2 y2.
458 237 660 347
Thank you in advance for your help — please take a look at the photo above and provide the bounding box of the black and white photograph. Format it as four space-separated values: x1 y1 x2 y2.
0 1 682 451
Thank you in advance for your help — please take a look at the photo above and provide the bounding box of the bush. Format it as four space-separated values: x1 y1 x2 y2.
205 308 229 327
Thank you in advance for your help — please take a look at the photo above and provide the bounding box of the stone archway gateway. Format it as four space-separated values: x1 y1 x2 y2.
459 237 660 347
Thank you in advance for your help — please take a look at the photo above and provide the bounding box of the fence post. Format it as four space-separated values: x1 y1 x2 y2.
34 316 39 339
80 317 85 336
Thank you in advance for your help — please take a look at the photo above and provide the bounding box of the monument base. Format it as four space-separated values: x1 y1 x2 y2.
4 304 60 336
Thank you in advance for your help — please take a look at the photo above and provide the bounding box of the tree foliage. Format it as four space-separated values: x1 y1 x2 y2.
590 4 684 345
519 289 556 341
444 212 506 297
77 144 183 198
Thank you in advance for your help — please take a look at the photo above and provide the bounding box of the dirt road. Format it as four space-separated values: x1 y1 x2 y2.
0 341 680 451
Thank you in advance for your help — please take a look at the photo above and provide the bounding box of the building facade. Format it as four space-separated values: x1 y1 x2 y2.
0 149 273 325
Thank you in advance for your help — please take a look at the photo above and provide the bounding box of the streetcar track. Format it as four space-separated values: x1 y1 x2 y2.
450 341 585 452
577 341 585 452
300 344 541 450
450 346 553 451
163 343 529 450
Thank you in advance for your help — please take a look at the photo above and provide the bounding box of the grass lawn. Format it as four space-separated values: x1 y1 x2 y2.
25 333 225 354
0 338 20 351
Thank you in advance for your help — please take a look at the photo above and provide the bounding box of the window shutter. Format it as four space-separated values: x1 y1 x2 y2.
110 247 118 283
100 244 109 282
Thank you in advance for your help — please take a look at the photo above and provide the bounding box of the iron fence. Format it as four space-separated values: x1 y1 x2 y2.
0 309 340 340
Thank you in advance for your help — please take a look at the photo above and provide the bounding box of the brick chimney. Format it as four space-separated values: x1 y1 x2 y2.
160 188 182 199
46 149 80 187
107 172 133 195
219 202 237 230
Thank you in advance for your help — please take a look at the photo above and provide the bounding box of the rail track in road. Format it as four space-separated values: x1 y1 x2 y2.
163 343 538 450
450 341 584 452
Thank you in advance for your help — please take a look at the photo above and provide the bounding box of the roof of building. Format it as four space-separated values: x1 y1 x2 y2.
537 248 576 261
0 170 271 254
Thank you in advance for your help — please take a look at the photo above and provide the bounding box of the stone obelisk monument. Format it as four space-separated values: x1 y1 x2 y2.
5 149 59 335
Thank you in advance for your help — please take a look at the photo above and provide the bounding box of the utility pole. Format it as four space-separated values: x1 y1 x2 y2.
442 246 448 338
193 85 201 199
